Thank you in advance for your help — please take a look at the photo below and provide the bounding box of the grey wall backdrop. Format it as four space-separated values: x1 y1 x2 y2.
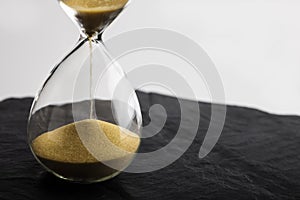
1 0 300 115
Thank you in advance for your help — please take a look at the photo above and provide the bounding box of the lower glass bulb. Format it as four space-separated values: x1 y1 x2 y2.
27 37 142 183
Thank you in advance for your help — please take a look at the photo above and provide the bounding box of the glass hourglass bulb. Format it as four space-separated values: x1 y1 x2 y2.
27 0 142 183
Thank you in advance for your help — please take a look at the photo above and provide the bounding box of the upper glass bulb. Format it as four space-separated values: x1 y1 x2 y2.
59 0 129 37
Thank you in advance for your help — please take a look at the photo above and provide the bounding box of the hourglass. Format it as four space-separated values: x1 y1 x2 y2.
27 0 142 183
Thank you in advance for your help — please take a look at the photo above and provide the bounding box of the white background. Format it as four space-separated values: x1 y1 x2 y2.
1 0 300 115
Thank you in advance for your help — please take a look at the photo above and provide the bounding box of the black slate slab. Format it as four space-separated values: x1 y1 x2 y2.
0 91 299 200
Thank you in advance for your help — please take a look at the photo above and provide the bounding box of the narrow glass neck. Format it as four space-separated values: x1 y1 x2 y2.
79 31 104 43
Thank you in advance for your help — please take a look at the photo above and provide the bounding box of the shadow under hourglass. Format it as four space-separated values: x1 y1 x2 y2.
38 171 132 200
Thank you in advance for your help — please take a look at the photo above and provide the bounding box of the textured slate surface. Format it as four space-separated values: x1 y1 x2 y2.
0 92 299 200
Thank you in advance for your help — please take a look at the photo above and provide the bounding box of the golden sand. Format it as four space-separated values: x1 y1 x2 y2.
32 119 140 164
61 0 129 12
60 0 129 36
